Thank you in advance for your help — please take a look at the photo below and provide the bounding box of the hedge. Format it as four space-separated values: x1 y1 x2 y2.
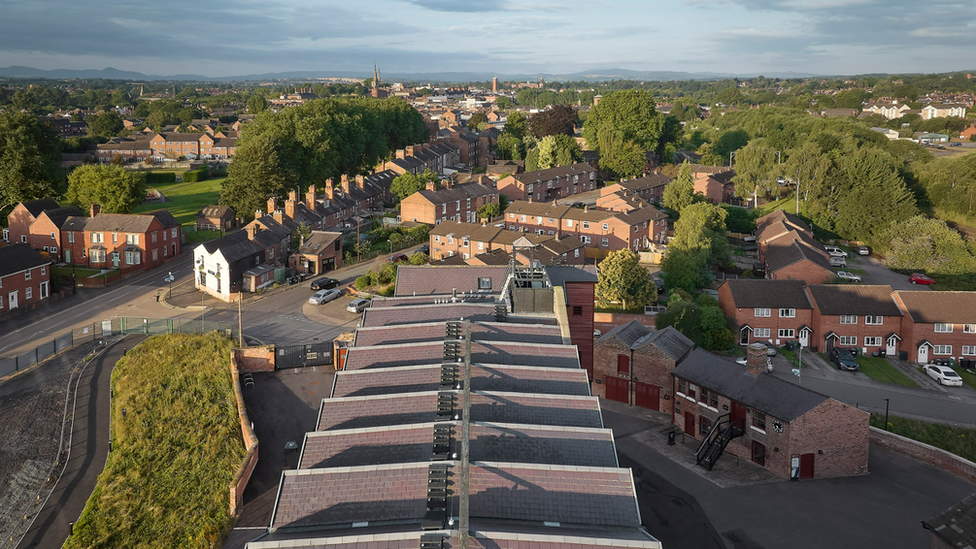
183 169 208 183
146 172 177 184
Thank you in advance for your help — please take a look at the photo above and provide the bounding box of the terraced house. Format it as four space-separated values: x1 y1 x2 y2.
496 163 597 203
60 208 181 271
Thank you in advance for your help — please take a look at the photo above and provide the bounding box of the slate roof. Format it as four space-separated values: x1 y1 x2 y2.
196 204 233 218
0 244 51 277
764 235 833 274
361 303 497 328
469 423 616 467
672 348 829 422
470 393 603 428
297 231 342 255
147 209 180 229
807 285 902 317
597 320 652 348
394 265 509 296
596 323 693 363
58 216 87 232
506 163 596 185
317 392 443 431
369 294 501 308
343 340 579 370
922 492 976 549
299 424 439 469
430 220 503 243
353 322 563 347
619 174 671 192
894 291 976 324
198 230 263 262
755 209 811 236
21 199 60 217
246 530 660 549
85 212 167 233
37 206 84 228
546 265 598 286
409 181 496 206
723 279 813 309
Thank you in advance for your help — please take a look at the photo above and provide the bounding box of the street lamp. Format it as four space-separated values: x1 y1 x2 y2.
164 271 175 298
883 398 890 431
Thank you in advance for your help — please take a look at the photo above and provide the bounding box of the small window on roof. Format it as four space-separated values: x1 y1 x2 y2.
478 277 491 290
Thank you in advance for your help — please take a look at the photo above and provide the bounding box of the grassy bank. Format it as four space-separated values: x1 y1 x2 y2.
134 177 224 226
871 414 976 462
64 333 244 548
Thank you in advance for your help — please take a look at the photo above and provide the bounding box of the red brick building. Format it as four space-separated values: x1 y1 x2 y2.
672 344 870 480
60 210 181 271
807 284 903 355
504 200 668 252
195 205 236 232
593 322 694 414
691 165 736 204
497 163 597 203
400 180 498 225
289 231 344 275
0 244 53 313
891 291 976 364
5 199 61 246
718 279 815 347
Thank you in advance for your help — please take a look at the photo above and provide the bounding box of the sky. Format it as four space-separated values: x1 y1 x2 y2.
1 0 974 78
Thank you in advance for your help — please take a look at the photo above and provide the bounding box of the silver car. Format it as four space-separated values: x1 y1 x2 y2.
309 289 341 305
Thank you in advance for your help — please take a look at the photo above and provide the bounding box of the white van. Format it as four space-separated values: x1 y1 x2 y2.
346 298 370 314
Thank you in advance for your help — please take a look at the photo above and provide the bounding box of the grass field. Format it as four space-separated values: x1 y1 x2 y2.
134 177 225 227
64 333 244 549
871 414 976 462
857 356 919 387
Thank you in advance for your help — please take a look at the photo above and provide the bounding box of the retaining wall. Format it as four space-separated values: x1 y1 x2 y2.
870 426 976 484
228 351 260 517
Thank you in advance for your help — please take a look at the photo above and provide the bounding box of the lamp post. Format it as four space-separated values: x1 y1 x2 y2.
164 271 175 298
883 398 890 431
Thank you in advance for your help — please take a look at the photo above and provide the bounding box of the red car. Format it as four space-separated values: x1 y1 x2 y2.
909 273 935 285
389 253 409 263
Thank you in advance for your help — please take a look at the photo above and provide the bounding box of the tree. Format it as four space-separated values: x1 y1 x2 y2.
503 111 528 140
583 89 668 156
833 147 917 242
0 112 65 211
495 97 513 109
528 105 577 138
478 202 499 220
66 164 146 214
87 111 124 139
655 296 734 350
879 216 976 274
467 111 489 130
536 134 582 170
732 140 778 203
663 161 696 214
595 249 656 309
596 127 646 178
247 95 267 114
495 133 524 161
781 140 830 214
669 202 730 267
390 169 439 201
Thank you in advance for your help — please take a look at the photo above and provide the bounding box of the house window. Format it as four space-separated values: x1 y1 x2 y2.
603 223 609 231
573 306 582 315
700 416 712 436
574 249 580 258
864 337 882 346
269 247 274 259
447 237 453 245
40 281 49 299
478 277 492 290
152 232 157 243
865 316 883 325
752 410 766 431
163 246 167 257
50 232 55 240
582 221 590 229
617 354 629 375
677 379 687 396
933 345 952 355
50 247 57 254
965 324 976 334
580 235 591 244
25 287 32 300
520 215 526 222
752 441 766 466
566 220 573 228
112 233 118 245
548 230 554 236
753 328 770 338
687 383 696 399
24 270 31 281
779 308 795 318
126 234 139 245
840 315 857 325
778 329 795 338
601 238 609 247
754 308 771 318
20 236 26 243
462 239 469 247
478 242 484 250
962 345 976 355
91 233 103 244
934 323 953 333
172 228 177 238
839 336 857 346
434 235 440 242
67 232 74 244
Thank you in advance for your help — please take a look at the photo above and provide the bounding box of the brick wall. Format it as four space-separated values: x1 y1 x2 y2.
870 427 976 484
229 350 260 516
234 345 275 372
787 398 870 479
594 330 679 413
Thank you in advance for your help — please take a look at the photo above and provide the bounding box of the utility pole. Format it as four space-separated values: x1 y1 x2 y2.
238 294 243 347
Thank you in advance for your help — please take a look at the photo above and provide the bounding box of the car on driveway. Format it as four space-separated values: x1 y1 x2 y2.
309 289 341 305
346 298 370 313
829 256 847 268
824 245 848 258
761 342 777 356
923 364 964 387
857 246 870 256
836 270 862 282
830 348 860 371
310 277 339 290
910 272 935 285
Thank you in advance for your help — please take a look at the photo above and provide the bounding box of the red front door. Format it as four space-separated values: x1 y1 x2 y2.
684 411 695 435
605 376 629 403
800 453 815 479
731 401 747 428
635 382 660 411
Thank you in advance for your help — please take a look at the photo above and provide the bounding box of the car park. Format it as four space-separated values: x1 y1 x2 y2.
346 298 371 313
824 245 848 258
922 364 964 387
836 271 861 282
830 347 859 371
829 256 847 268
310 277 339 290
309 289 341 305
909 273 935 285
857 246 870 256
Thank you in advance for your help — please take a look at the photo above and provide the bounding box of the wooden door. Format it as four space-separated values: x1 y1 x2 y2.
605 376 629 404
731 401 747 428
684 411 695 435
634 382 660 411
800 453 815 479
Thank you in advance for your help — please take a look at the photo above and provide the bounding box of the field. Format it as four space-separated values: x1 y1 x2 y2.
63 333 244 549
134 177 224 227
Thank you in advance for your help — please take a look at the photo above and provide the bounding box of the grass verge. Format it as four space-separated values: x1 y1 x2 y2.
64 333 244 549
870 414 976 462
134 177 224 227
857 356 919 387
952 366 976 391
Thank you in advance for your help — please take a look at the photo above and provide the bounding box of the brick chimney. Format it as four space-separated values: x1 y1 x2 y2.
285 195 296 219
273 209 284 225
745 342 769 376
267 197 277 214
90 204 101 217
324 181 335 200
306 185 317 208
355 175 365 189
254 209 263 219
396 149 406 160
340 175 351 194
405 145 417 157
425 181 437 192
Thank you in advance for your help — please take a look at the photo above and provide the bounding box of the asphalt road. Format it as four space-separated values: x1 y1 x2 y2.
17 335 145 549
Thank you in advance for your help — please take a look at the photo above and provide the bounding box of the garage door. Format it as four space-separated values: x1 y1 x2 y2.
634 382 660 411
605 376 629 403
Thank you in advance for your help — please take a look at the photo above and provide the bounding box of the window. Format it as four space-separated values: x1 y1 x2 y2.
50 232 55 240
840 315 857 325
536 216 542 224
933 345 952 355
41 266 45 276
580 235 591 244
24 270 31 281
965 324 976 334
573 306 582 315
112 233 118 245
582 221 590 229
677 379 687 396
865 315 883 325
601 238 609 247
478 277 491 290
50 247 57 254
39 281 48 299
752 411 766 431
172 228 177 238
617 354 629 375
753 328 770 338
478 242 484 250
509 213 516 219
2 229 6 241
864 337 882 346
20 235 26 243
700 416 712 436
574 249 580 258
839 336 857 346
752 441 766 466
687 383 696 399
963 345 976 356
520 215 526 222
566 219 573 228
67 232 74 244
25 287 32 300
91 233 103 244
447 237 453 245
434 235 440 242
548 231 554 236
934 323 953 333
462 239 469 248
779 308 795 318
163 246 167 257
126 234 139 245
700 387 717 408
778 329 795 338
754 308 771 318
602 223 609 231
269 247 274 259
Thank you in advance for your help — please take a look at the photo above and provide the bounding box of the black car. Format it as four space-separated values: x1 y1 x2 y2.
417 244 430 255
830 347 859 371
310 277 339 290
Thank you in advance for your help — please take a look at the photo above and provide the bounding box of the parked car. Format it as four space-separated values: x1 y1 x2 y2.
310 277 339 290
856 246 870 256
951 142 963 147
736 356 748 365
309 289 341 305
830 348 860 371
909 272 935 285
346 298 371 314
762 342 777 356
652 277 664 294
417 244 430 255
829 256 847 268
922 364 964 387
836 271 862 282
824 245 848 258
390 253 409 263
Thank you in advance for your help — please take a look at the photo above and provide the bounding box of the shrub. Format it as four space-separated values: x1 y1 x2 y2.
355 275 371 290
183 169 208 183
146 171 177 184
380 284 396 297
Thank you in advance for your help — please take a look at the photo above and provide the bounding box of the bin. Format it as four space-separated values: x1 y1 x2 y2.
898 351 908 361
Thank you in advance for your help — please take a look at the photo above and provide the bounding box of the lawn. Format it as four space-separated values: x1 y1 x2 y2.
134 177 225 227
870 414 976 462
64 333 245 549
952 365 976 391
857 356 919 387
52 265 102 278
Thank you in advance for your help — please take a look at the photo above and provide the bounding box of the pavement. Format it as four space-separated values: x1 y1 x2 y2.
16 335 146 549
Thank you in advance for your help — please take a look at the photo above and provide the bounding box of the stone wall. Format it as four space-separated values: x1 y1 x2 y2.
234 345 275 372
228 351 260 516
870 427 976 484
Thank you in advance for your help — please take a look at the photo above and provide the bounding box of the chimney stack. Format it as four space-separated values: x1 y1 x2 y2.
396 149 406 160
254 209 263 219
306 185 317 208
355 175 365 189
426 181 437 192
90 204 101 217
324 181 335 200
273 209 284 225
745 342 770 376
285 195 296 219
267 197 277 214
340 175 351 195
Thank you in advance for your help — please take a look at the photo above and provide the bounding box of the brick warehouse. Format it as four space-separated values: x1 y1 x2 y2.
672 343 870 480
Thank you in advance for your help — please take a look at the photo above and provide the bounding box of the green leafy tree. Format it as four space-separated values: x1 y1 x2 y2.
662 161 696 214
584 89 670 171
669 202 730 266
879 216 976 274
732 140 778 202
87 111 124 139
495 133 525 161
596 127 646 178
0 112 66 210
660 248 711 294
781 140 831 214
247 95 267 114
528 105 577 138
390 169 440 201
595 249 656 309
525 146 541 173
655 298 734 350
478 202 500 220
467 112 489 130
66 164 146 214
833 147 917 242
504 111 528 140
536 134 583 170
495 97 513 109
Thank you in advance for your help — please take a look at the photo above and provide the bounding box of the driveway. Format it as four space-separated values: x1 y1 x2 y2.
843 253 925 291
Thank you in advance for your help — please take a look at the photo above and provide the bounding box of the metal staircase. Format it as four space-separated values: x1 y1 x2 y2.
695 414 744 471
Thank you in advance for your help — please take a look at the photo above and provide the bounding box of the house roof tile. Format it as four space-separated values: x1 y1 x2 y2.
807 285 902 316
894 291 976 324
0 244 51 277
394 265 509 296
722 279 813 309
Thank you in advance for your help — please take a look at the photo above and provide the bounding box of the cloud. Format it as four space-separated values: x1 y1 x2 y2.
406 0 509 12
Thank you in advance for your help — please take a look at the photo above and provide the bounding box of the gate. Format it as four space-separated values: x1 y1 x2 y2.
634 382 660 410
605 376 629 404
276 342 334 369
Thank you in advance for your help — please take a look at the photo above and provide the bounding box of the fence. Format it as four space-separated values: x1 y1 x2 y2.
276 342 334 369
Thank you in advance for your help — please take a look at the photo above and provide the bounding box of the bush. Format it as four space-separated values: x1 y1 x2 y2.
380 284 396 297
183 169 208 183
375 262 398 285
146 171 177 184
355 275 371 290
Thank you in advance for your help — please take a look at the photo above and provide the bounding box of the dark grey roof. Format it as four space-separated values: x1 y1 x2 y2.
764 236 833 274
672 348 829 422
640 326 694 362
807 285 902 317
597 320 651 348
0 244 51 277
198 230 263 262
196 204 233 218
923 492 976 548
85 211 173 233
469 424 617 467
546 265 598 286
723 279 813 309
61 216 88 232
39 206 84 228
21 199 60 217
146 209 179 229
395 265 509 296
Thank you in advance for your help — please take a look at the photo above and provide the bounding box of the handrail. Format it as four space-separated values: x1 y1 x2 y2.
695 413 729 459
